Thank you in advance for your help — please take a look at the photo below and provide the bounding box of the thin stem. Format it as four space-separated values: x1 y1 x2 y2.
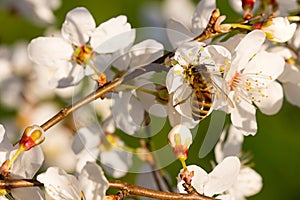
40 78 122 131
6 147 24 170
225 23 252 30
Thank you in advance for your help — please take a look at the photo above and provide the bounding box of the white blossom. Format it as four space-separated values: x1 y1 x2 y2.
177 156 241 198
37 162 108 200
224 30 284 135
28 7 135 88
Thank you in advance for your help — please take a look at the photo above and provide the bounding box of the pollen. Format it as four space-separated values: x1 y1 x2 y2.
188 53 193 57
269 76 273 80
72 45 94 65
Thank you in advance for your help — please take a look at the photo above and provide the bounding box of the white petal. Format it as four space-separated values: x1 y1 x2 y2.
177 165 209 194
232 167 262 197
37 167 81 200
92 15 135 53
28 37 73 68
100 147 132 178
72 127 101 154
205 156 241 196
50 62 85 88
62 7 96 45
79 162 109 200
243 51 284 82
12 146 44 178
255 81 283 115
230 98 257 136
215 125 244 163
166 65 185 94
166 19 195 48
191 0 216 34
167 97 199 129
168 124 193 148
12 188 45 200
111 91 144 135
279 64 300 84
233 30 266 70
129 39 164 68
283 82 300 107
0 124 13 151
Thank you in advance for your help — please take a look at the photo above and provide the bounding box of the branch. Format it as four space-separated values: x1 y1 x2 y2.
109 180 217 200
40 78 122 131
0 179 217 200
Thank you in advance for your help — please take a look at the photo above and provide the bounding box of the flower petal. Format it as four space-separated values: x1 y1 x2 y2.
129 39 164 68
100 147 132 178
92 15 135 53
166 65 185 94
230 98 257 136
243 51 284 83
28 37 73 68
166 19 195 48
79 162 109 200
37 167 81 200
283 82 300 107
231 167 262 197
49 62 85 88
61 7 96 45
191 0 216 34
205 156 241 196
233 30 266 71
177 165 209 194
255 81 283 115
12 146 44 178
215 125 244 163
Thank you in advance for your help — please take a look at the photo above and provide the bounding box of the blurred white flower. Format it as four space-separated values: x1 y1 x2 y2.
0 124 45 200
37 162 108 200
215 125 263 200
109 39 165 135
177 156 241 198
72 125 132 178
166 0 216 48
162 0 195 29
224 30 284 135
268 27 300 107
253 17 297 43
28 7 135 88
0 0 61 26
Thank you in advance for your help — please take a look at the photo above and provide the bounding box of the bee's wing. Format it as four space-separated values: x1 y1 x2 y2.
210 79 234 108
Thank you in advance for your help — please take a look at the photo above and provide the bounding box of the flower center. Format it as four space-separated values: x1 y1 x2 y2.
72 45 94 65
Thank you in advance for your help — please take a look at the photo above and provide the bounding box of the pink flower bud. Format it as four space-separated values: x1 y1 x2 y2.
242 0 256 10
19 125 45 151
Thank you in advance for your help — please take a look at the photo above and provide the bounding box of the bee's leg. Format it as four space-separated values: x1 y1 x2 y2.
173 92 193 107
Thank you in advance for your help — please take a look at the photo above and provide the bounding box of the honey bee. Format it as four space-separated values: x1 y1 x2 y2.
174 63 233 121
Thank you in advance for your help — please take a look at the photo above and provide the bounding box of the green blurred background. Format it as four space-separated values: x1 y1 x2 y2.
0 0 300 199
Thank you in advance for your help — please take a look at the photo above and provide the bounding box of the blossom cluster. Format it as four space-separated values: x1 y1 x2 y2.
0 0 299 199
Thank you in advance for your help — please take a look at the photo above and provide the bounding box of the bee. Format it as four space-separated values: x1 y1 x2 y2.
174 63 233 121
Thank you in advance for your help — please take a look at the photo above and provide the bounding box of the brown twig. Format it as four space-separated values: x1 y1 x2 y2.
108 180 216 200
40 78 122 131
0 179 217 200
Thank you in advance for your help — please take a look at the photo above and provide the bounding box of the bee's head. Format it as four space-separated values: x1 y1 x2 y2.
191 64 207 73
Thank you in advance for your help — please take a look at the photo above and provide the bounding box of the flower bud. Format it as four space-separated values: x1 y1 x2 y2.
19 125 45 151
168 125 192 161
242 0 256 11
